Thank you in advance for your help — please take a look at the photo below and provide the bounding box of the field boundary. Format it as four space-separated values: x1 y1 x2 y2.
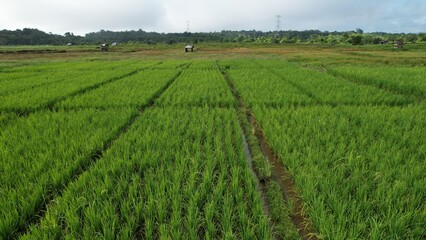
11 67 185 239
218 62 318 240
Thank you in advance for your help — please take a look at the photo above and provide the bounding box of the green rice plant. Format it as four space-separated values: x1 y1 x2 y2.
252 105 426 239
0 108 136 239
0 70 89 96
149 61 189 71
237 109 272 181
0 60 133 83
0 112 17 127
222 61 315 107
0 61 159 112
218 59 260 70
329 66 426 98
256 60 415 106
158 69 236 107
187 60 218 70
21 107 272 239
265 182 301 240
57 69 179 108
0 60 141 96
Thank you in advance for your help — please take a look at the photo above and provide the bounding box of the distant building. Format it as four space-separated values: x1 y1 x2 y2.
66 43 73 46
394 40 404 48
111 42 117 46
100 43 109 51
185 45 194 52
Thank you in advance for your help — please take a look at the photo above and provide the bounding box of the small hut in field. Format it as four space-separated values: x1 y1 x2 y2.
394 40 404 48
100 43 109 52
185 45 194 52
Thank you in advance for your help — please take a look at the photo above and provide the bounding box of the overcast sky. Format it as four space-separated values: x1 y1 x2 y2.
1 0 425 36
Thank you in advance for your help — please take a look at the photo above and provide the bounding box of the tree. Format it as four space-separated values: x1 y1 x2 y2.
349 34 363 45
356 28 364 34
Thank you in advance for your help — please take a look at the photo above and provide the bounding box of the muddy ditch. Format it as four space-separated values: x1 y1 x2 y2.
218 62 318 240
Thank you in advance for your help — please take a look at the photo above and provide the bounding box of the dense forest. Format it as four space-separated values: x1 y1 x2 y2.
1 28 425 45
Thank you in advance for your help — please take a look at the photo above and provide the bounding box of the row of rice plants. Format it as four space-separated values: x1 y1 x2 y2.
187 60 218 70
157 68 236 107
0 62 23 71
0 61 160 112
224 65 315 107
255 60 415 106
0 112 17 128
0 61 76 76
0 60 126 82
146 60 190 70
21 107 271 239
0 63 129 97
328 66 426 98
57 68 180 109
251 105 426 239
0 108 136 239
219 59 260 69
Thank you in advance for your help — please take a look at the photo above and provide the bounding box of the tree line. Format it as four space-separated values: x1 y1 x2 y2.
1 28 425 45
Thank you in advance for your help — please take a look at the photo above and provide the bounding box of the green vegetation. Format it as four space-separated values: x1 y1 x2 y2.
0 61 129 96
225 64 314 107
0 108 136 239
0 45 425 239
0 61 157 112
158 68 236 107
22 108 271 239
329 66 426 98
255 60 415 106
252 105 426 239
57 68 180 109
1 28 425 46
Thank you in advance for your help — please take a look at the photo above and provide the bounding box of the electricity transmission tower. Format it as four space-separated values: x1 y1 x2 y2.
186 21 190 32
275 15 281 39
276 15 281 32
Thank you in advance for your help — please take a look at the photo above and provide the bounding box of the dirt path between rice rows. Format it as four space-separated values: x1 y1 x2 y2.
218 63 318 240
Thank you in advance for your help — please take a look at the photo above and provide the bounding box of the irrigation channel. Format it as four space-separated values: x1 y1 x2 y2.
218 62 318 240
